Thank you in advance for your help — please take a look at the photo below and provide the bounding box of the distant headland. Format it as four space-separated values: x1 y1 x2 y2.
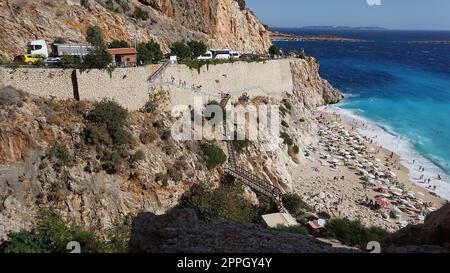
270 31 365 43
300 26 388 31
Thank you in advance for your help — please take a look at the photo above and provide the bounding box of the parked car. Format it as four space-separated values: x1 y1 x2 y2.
42 57 61 66
230 51 240 59
21 54 45 65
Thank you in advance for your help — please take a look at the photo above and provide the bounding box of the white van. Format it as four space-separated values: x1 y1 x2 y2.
197 51 213 61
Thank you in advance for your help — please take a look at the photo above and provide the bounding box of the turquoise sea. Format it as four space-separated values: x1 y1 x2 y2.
274 29 450 199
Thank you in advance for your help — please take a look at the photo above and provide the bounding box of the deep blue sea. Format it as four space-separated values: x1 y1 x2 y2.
274 28 450 199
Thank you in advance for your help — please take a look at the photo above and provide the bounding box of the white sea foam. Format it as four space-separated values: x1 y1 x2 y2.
319 105 450 201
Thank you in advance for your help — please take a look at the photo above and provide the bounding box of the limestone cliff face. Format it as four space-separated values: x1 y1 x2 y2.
138 0 271 53
0 91 220 241
289 58 343 108
0 0 271 59
0 59 342 241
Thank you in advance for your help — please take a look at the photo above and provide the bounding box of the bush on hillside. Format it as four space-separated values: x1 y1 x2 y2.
137 41 163 64
171 41 192 60
82 25 111 69
0 209 130 253
86 25 106 48
269 45 281 56
322 219 389 248
59 53 77 69
129 149 145 166
280 132 294 146
83 99 134 174
0 209 104 253
47 143 73 173
108 40 130 49
178 184 259 223
133 6 149 21
87 99 129 144
139 129 159 144
282 193 312 215
200 141 227 169
187 40 208 57
82 48 112 69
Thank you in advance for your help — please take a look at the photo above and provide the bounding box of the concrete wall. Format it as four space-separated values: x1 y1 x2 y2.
0 68 74 100
0 67 151 111
0 60 294 111
76 67 149 111
156 59 293 107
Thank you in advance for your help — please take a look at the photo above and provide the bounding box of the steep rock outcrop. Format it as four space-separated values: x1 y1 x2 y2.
0 0 271 60
289 58 343 108
383 203 450 251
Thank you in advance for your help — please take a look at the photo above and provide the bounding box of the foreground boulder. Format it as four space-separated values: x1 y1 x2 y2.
383 203 450 251
129 209 358 253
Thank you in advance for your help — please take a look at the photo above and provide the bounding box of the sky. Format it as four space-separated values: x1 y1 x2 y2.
246 0 450 30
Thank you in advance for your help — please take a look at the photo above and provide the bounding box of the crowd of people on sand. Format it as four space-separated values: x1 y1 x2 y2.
310 112 440 227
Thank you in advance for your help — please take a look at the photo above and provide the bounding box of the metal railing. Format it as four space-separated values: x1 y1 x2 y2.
219 95 286 213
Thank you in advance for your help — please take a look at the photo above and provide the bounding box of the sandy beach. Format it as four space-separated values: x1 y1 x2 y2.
291 110 446 232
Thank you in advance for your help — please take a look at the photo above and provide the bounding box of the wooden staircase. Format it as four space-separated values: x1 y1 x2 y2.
219 94 286 213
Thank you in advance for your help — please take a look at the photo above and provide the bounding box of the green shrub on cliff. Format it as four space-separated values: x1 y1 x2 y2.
133 6 149 21
178 184 259 223
200 140 227 169
87 99 129 144
47 143 73 173
0 209 131 253
282 193 312 215
322 219 389 248
83 99 134 173
0 209 104 253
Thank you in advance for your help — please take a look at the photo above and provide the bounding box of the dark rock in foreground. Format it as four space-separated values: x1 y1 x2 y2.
129 209 358 253
383 203 450 252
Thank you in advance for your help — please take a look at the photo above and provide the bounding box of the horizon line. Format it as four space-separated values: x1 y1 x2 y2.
268 26 450 32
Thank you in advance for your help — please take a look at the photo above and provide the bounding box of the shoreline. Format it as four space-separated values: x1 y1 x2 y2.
321 105 450 200
291 107 446 232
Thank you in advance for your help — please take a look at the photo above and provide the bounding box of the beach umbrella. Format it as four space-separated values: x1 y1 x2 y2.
391 191 403 197
376 199 391 208
388 171 397 178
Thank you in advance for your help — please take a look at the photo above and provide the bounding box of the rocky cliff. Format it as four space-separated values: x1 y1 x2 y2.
0 58 341 242
0 0 271 59
383 203 450 251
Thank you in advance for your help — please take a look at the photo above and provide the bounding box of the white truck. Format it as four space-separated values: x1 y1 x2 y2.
27 40 94 58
